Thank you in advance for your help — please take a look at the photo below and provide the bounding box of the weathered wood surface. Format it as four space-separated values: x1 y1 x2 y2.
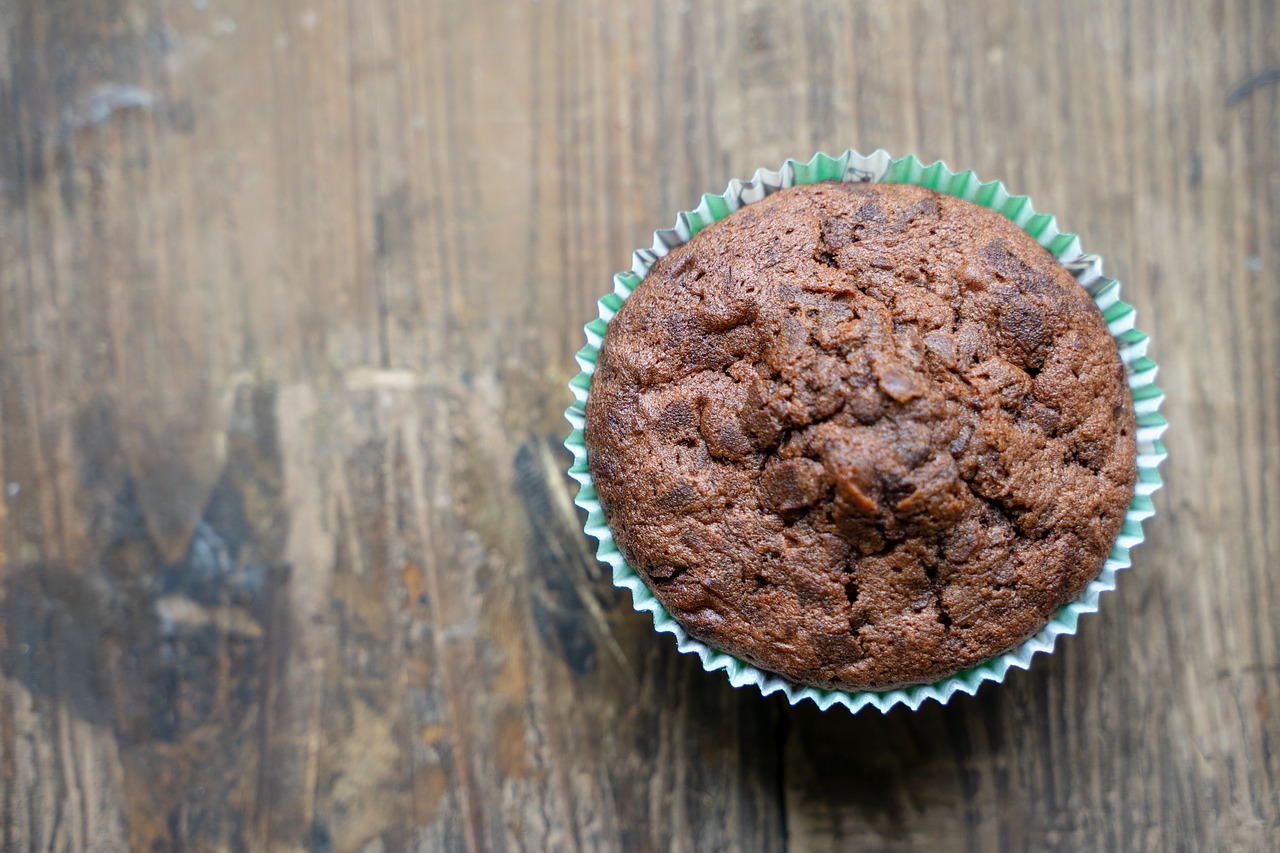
0 0 1276 850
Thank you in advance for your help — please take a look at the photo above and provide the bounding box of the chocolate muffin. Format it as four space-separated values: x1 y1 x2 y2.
585 181 1137 691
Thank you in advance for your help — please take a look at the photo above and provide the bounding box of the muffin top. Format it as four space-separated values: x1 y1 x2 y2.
584 181 1137 691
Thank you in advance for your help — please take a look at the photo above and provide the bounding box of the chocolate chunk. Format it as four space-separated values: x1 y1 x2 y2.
761 458 825 513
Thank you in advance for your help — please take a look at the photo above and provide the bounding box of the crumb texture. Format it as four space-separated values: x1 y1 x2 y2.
585 182 1138 691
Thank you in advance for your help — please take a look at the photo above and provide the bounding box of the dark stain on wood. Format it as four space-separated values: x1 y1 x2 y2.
1 380 298 849
515 437 605 676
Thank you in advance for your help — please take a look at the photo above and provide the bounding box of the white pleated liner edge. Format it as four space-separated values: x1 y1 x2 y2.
564 150 1168 713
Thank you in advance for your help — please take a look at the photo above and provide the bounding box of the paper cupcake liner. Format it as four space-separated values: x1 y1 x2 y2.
564 150 1167 713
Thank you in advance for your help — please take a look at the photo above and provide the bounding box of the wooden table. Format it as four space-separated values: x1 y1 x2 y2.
1 0 1276 850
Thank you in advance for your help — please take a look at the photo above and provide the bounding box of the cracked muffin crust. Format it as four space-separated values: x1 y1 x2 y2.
585 181 1137 691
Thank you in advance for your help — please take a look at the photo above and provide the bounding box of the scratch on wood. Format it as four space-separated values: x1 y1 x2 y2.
345 367 425 392
1226 67 1280 106
265 382 336 846
400 404 485 853
62 85 154 134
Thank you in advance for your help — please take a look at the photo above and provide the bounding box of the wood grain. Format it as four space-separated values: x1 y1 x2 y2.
0 0 1276 850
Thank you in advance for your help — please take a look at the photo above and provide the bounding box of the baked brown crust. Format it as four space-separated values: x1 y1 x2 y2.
585 181 1137 691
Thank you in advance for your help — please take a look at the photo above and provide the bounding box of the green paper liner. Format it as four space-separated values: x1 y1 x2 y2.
565 150 1167 712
